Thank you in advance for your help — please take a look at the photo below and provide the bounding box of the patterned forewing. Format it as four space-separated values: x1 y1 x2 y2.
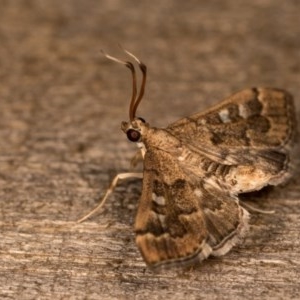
134 148 247 268
167 88 296 150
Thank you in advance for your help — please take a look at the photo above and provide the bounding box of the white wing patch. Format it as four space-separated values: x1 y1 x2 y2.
218 108 231 123
152 193 166 206
238 103 249 119
194 188 203 197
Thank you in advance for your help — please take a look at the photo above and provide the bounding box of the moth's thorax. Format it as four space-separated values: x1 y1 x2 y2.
142 128 181 151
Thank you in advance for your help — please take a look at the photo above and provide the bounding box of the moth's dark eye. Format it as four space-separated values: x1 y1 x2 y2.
138 117 146 123
126 129 141 142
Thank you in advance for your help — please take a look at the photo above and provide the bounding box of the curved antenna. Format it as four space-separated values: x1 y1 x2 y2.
101 50 137 121
121 48 147 119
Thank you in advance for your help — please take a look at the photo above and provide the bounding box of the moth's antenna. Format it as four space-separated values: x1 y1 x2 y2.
121 47 147 119
101 50 137 122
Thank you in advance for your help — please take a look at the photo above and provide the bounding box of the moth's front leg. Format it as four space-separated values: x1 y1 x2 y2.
130 150 144 169
130 142 146 169
77 172 143 223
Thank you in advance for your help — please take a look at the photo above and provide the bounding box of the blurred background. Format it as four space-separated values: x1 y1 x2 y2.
0 1 299 299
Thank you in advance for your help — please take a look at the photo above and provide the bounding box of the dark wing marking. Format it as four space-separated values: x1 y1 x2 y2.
167 88 296 150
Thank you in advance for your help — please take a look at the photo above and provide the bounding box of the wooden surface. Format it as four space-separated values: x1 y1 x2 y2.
0 1 300 299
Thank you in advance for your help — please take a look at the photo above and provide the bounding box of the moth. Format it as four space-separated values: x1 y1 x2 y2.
79 49 297 269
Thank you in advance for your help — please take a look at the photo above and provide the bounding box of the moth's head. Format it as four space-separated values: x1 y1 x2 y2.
121 117 149 143
102 48 148 143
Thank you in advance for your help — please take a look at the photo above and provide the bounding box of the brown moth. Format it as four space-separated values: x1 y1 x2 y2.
79 50 297 269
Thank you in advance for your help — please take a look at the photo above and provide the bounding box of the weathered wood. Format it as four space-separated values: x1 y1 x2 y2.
0 1 299 299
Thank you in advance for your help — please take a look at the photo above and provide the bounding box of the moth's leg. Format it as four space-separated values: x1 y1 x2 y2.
240 201 275 214
77 172 143 223
130 143 146 170
130 150 144 169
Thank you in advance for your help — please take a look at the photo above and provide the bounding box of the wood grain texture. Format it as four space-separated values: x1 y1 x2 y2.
0 1 300 299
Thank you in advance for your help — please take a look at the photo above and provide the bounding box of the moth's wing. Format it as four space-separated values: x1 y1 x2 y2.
134 149 249 269
168 88 296 152
167 88 297 189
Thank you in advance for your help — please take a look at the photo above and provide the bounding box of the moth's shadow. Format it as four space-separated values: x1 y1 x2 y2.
239 185 275 205
237 179 297 251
